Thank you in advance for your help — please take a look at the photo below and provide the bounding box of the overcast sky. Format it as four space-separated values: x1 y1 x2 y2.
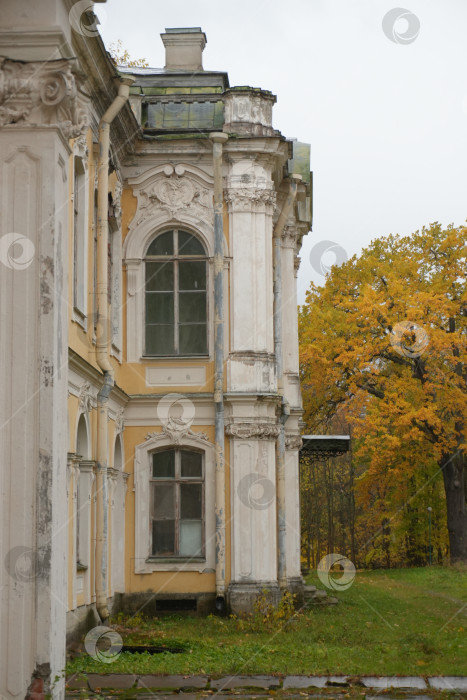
95 0 467 304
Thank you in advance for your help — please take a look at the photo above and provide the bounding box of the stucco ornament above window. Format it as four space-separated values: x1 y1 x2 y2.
145 393 210 445
134 165 213 227
145 424 210 446
0 57 89 138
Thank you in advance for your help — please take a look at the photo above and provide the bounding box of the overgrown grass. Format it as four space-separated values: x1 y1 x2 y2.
66 566 467 678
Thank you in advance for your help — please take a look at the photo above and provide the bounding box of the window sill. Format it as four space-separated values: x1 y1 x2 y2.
136 557 209 574
72 308 87 331
142 355 210 361
146 557 205 564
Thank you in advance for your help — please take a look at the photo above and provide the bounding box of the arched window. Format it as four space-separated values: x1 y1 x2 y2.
73 156 87 318
150 448 204 558
75 414 90 567
145 230 207 356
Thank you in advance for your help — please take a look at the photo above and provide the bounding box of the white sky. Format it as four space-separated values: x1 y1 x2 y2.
95 0 467 304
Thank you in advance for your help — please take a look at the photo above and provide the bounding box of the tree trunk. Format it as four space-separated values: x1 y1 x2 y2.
440 450 467 562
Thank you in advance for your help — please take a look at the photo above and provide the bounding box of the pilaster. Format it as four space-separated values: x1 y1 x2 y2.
225 396 280 614
0 54 87 699
225 166 276 394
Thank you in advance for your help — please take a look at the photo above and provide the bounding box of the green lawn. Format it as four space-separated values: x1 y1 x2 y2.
67 566 467 678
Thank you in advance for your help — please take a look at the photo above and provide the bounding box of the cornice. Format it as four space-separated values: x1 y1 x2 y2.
226 421 280 440
68 348 129 405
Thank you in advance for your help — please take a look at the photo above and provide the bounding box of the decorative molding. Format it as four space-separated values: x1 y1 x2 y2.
124 259 139 296
132 166 213 230
67 453 80 498
282 225 301 249
113 179 123 227
229 351 275 364
74 134 88 161
114 407 125 435
285 435 303 451
0 57 89 139
225 187 276 213
78 381 94 414
284 371 300 384
145 423 210 446
226 422 280 440
294 255 301 273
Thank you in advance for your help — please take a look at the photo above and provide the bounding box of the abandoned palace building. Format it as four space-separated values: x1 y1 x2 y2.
0 1 312 697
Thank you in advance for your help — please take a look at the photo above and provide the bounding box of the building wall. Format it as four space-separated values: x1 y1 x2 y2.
0 4 311 697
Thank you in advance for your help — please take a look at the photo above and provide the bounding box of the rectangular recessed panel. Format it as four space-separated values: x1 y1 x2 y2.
146 366 206 386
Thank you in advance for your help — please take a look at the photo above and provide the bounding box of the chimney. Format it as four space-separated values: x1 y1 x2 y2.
161 27 207 71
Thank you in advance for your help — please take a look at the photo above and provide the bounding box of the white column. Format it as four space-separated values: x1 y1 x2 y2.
225 163 276 393
226 398 280 614
281 226 302 408
0 57 88 699
284 437 303 588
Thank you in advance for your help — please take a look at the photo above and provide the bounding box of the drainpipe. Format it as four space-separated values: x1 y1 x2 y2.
210 132 228 613
95 77 133 621
273 176 300 589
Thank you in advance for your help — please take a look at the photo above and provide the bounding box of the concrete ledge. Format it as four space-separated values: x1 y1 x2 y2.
210 675 281 690
65 673 89 690
428 677 467 691
87 674 137 690
137 674 209 690
327 676 350 686
283 675 328 689
66 673 467 694
361 677 427 689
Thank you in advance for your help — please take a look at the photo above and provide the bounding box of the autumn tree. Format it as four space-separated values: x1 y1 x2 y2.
299 222 467 562
109 40 149 68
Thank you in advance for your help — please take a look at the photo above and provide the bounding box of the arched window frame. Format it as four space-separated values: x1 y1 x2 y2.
123 164 228 364
144 229 209 357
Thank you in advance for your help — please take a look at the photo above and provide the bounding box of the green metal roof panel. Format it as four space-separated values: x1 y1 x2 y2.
145 100 224 131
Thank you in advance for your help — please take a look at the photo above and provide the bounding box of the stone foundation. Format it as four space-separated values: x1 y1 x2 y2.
227 581 281 615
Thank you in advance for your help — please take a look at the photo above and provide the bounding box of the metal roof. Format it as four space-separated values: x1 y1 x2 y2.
300 435 351 459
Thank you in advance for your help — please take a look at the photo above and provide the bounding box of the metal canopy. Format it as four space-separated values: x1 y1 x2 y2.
300 435 350 459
